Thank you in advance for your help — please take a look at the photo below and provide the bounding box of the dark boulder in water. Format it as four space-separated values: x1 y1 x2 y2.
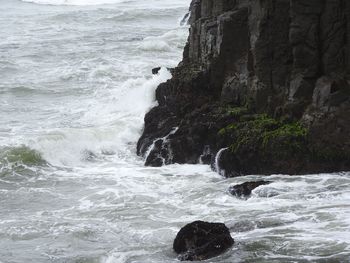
173 221 234 261
152 67 161 75
229 181 271 198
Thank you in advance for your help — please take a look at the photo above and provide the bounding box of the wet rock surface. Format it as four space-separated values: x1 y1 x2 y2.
228 181 271 198
138 0 350 175
173 221 234 261
152 67 161 75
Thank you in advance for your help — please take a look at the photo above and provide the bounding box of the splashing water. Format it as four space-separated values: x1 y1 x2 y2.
214 147 228 177
143 127 179 165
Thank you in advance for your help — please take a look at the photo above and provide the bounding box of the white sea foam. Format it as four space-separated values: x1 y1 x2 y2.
32 68 171 167
20 0 127 6
139 30 187 52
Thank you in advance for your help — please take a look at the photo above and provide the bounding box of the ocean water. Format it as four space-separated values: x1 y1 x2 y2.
1 0 350 262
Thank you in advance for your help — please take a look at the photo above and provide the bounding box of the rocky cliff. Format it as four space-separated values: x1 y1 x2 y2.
137 0 350 176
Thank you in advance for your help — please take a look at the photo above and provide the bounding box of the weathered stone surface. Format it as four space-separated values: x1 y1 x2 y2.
138 0 350 175
228 181 271 198
173 221 234 261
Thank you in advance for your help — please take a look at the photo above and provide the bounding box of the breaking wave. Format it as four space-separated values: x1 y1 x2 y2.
0 145 47 168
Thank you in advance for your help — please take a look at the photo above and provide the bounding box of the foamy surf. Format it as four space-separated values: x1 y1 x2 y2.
20 0 127 6
31 68 172 167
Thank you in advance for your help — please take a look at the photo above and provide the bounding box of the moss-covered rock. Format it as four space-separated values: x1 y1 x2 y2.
214 110 350 176
218 113 308 155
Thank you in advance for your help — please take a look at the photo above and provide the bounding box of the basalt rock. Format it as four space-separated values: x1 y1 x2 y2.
173 221 234 261
228 181 271 198
138 0 350 175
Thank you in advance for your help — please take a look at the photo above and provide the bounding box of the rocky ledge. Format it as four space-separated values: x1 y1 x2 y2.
138 0 350 176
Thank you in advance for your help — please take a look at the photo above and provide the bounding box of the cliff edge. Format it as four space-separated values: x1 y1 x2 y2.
137 0 350 176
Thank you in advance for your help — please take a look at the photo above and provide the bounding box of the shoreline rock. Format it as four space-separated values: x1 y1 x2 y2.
138 0 350 175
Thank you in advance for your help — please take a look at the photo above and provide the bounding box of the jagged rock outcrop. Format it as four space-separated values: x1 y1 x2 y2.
138 0 350 175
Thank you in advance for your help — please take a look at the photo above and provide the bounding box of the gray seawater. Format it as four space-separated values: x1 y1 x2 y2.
1 0 350 262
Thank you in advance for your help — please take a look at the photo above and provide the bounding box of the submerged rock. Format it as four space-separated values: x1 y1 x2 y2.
228 181 271 198
173 221 234 261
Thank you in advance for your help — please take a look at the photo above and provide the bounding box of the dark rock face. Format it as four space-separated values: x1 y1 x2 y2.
228 181 271 198
173 221 234 261
138 0 350 175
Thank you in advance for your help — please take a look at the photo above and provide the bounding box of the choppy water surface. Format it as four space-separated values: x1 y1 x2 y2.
1 0 350 262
